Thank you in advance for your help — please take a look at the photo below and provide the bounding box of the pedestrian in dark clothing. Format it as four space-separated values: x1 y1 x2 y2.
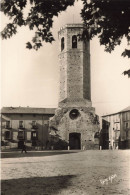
21 143 27 153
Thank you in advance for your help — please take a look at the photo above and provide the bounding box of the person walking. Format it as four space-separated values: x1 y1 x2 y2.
21 142 27 153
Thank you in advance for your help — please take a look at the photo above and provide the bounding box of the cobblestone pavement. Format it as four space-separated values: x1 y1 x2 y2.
1 150 130 195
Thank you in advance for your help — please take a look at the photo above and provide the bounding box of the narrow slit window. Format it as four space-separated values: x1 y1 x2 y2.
61 37 64 51
72 35 77 48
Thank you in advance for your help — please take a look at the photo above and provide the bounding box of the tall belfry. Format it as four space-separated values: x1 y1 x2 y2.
49 24 99 150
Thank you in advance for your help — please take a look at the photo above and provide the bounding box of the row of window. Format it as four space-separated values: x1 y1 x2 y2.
103 121 129 130
103 113 130 123
61 35 77 51
4 130 37 140
5 120 39 129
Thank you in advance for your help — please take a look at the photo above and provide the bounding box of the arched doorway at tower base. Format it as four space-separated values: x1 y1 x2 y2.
69 133 81 150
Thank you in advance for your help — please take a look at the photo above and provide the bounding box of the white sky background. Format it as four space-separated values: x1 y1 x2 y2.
1 1 130 116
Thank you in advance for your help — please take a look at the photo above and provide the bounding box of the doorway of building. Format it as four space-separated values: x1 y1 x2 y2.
69 133 81 149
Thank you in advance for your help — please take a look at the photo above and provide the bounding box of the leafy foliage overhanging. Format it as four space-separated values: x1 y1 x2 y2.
1 0 130 77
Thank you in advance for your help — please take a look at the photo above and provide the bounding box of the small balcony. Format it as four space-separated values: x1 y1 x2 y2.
5 125 12 129
17 135 25 140
19 125 25 129
31 125 38 129
124 127 130 131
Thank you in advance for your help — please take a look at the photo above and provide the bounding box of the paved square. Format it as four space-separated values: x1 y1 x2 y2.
1 150 130 195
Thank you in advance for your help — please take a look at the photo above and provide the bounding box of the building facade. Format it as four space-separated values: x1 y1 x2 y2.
49 24 100 150
120 106 130 149
101 106 130 149
1 107 55 149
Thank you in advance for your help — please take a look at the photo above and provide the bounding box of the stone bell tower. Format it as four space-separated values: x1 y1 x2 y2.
49 24 99 150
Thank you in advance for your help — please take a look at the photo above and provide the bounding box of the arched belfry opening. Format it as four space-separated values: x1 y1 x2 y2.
72 35 77 48
61 37 64 51
69 133 81 149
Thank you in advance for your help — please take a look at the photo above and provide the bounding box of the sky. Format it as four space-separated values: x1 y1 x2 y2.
1 1 130 117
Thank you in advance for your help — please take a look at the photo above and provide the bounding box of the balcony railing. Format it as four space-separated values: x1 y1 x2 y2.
5 135 11 140
5 125 12 129
5 136 11 140
31 125 38 129
31 136 38 140
17 135 25 140
125 127 130 131
19 125 25 129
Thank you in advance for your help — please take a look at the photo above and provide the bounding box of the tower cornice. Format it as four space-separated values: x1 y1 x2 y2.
58 23 86 35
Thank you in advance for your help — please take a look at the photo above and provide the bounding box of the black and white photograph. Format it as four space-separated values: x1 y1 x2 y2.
1 0 130 194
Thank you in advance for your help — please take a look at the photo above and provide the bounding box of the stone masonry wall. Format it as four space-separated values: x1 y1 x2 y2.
50 24 100 150
58 24 91 105
50 107 99 149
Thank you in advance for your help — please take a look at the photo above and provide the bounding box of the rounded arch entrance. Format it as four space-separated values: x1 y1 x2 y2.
69 133 81 150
